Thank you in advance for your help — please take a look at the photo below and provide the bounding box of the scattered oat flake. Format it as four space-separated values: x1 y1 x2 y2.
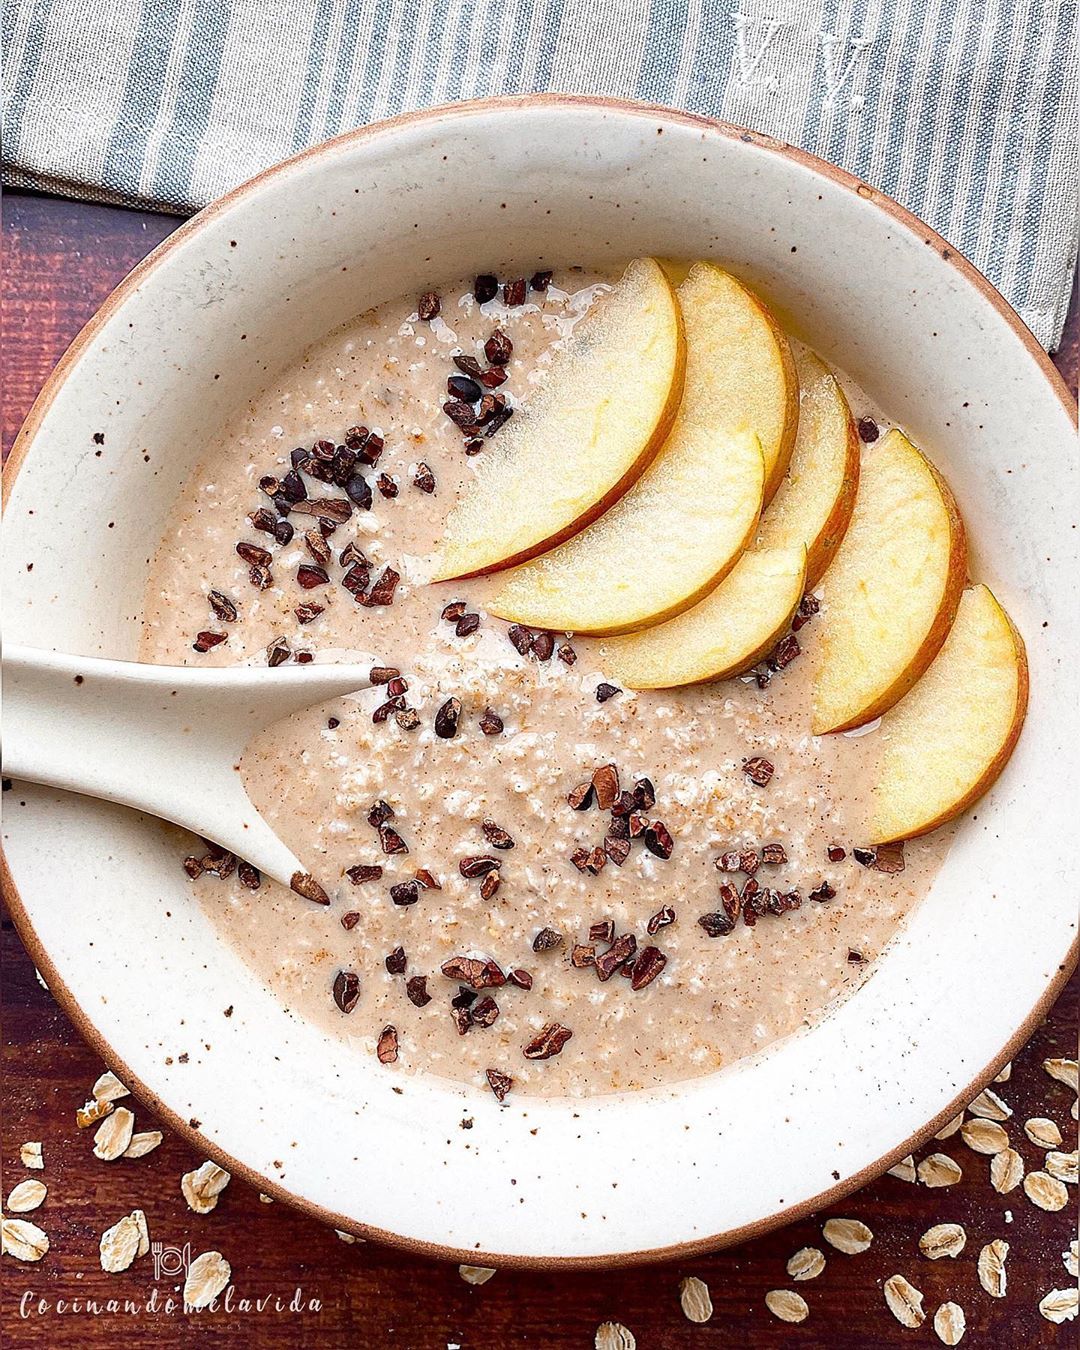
132 1209 149 1257
92 1070 130 1103
93 1105 135 1160
967 1087 1012 1120
1024 1116 1063 1148
787 1246 826 1280
679 1275 713 1323
887 1154 916 1182
259 1194 274 1205
990 1147 1024 1193
458 1264 496 1285
765 1289 809 1323
100 1213 142 1273
934 1113 963 1139
182 1160 231 1214
6 1179 47 1213
19 1142 43 1170
1045 1149 1078 1184
959 1117 1009 1155
594 1322 635 1350
918 1153 962 1187
1043 1057 1078 1092
1038 1288 1078 1324
884 1274 926 1328
184 1250 231 1309
1063 1240 1078 1278
933 1301 966 1345
977 1239 1009 1298
2 1218 49 1262
919 1223 966 1259
124 1130 163 1159
335 1230 358 1244
77 1097 114 1129
823 1217 873 1253
993 1061 1012 1082
1024 1170 1069 1211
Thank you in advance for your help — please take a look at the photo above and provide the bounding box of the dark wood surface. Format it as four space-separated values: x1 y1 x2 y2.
3 192 1077 1347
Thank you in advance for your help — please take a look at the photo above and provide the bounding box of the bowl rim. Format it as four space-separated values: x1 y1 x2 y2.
3 92 1077 1270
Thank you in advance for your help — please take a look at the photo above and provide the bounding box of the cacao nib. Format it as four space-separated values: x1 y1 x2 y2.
290 871 330 905
451 986 477 1009
376 1025 399 1063
647 905 676 936
455 612 481 637
848 948 867 963
470 996 500 1027
368 799 395 827
769 634 801 669
589 920 615 944
340 911 361 930
557 643 577 666
295 652 313 664
236 540 272 569
341 562 371 597
569 847 591 873
434 696 461 738
340 541 369 568
567 781 594 811
633 777 656 811
460 855 500 879
464 437 484 455
479 707 504 735
345 474 373 508
478 365 508 388
607 814 630 841
717 850 741 873
441 599 466 622
778 889 802 911
865 841 905 874
480 870 501 901
809 881 837 903
857 415 880 443
417 291 441 321
440 956 506 988
294 601 324 624
628 813 649 838
344 426 368 451
182 855 204 879
297 563 330 590
595 934 637 981
406 975 431 1007
592 763 620 810
443 399 476 428
290 496 353 523
346 864 384 884
507 624 534 655
644 822 674 859
414 868 441 890
604 835 630 866
193 630 228 653
358 432 384 467
266 637 291 667
473 274 499 303
304 528 331 566
370 666 401 684
248 507 277 534
273 518 294 545
372 696 406 724
365 566 400 606
390 880 420 906
508 968 532 990
485 406 513 437
414 462 436 493
379 825 408 855
332 969 361 1014
761 843 787 866
827 844 847 862
207 589 237 622
376 473 398 499
486 1068 514 1101
396 707 421 731
532 928 563 953
281 468 307 502
453 353 484 379
485 328 513 364
523 1022 573 1060
530 270 553 291
503 277 527 306
719 881 742 923
595 682 621 703
571 943 596 968
447 374 482 403
531 630 555 661
698 910 735 937
452 1006 473 1036
742 756 775 786
481 820 515 850
630 945 666 990
738 849 760 876
611 791 635 818
791 593 820 630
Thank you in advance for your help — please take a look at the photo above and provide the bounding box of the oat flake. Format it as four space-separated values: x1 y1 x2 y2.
1043 1058 1078 1093
884 1274 926 1328
182 1161 231 1214
822 1217 873 1253
918 1153 962 1188
678 1275 713 1323
959 1118 1009 1155
184 1250 231 1309
2 1218 49 1262
1024 1117 1063 1148
977 1239 1009 1298
765 1289 809 1323
133 1209 149 1257
124 1131 163 1159
887 1155 917 1182
92 1070 130 1103
92 1106 135 1160
1038 1288 1079 1324
459 1265 496 1285
6 1179 47 1213
919 1224 966 1260
595 1322 635 1350
787 1246 826 1280
19 1142 43 1170
990 1148 1024 1193
1024 1170 1069 1211
77 1098 114 1129
100 1214 142 1273
967 1087 1011 1121
1064 1240 1078 1279
933 1301 966 1345
1045 1149 1077 1184
934 1114 963 1140
993 1062 1012 1083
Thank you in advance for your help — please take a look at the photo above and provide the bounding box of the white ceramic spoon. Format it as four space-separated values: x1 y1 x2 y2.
2 644 378 900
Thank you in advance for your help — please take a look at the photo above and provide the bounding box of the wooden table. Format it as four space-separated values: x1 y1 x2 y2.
3 191 1077 1348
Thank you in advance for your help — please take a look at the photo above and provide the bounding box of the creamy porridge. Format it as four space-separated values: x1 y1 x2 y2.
141 267 951 1099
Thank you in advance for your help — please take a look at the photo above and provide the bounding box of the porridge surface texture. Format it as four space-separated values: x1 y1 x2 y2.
141 269 950 1097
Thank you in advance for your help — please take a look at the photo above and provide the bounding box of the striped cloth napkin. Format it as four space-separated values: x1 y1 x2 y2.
2 0 1077 347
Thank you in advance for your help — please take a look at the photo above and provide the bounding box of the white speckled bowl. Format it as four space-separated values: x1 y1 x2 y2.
3 96 1077 1267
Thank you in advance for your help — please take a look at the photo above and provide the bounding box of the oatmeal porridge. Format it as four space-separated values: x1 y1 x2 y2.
141 265 953 1099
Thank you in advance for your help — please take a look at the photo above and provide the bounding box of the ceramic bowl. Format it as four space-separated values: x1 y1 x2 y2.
3 95 1077 1267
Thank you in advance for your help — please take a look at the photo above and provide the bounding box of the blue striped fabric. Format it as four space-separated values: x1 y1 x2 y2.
2 0 1076 346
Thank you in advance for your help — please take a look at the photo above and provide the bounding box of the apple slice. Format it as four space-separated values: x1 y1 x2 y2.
753 348 859 586
600 548 806 689
487 264 767 635
812 429 967 735
433 258 685 581
869 585 1028 843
